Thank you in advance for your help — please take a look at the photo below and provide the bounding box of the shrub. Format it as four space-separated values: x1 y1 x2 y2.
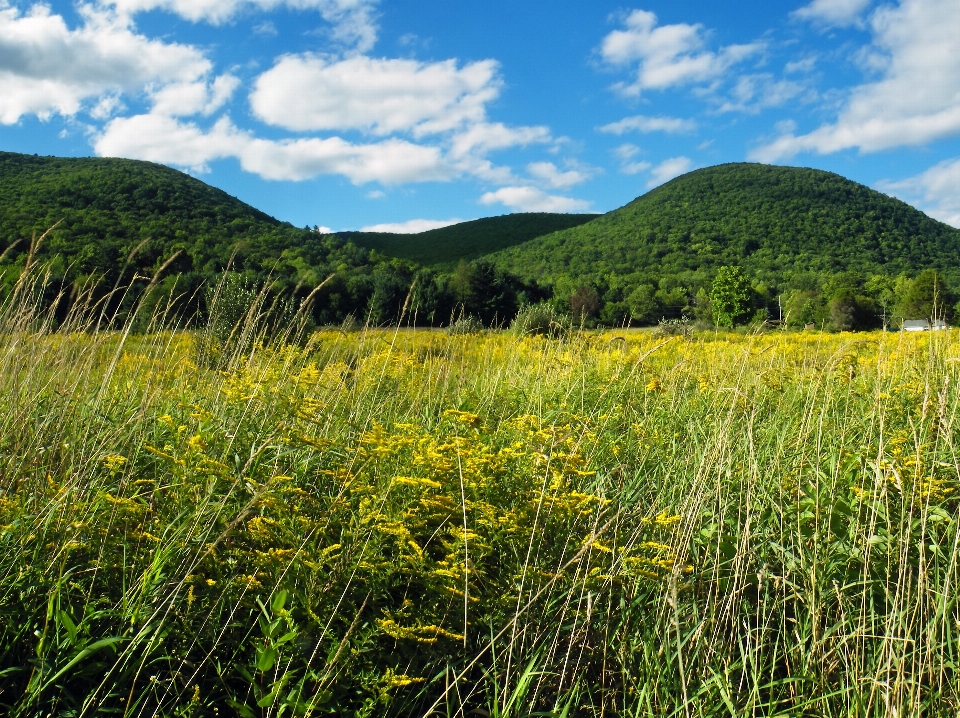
510 302 570 337
447 314 484 335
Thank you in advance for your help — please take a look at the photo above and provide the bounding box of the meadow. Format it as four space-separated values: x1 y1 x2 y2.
3 281 960 716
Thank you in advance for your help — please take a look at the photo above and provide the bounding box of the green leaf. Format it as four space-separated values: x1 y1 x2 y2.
256 646 279 673
38 636 124 693
275 629 297 647
58 610 78 646
227 698 257 718
257 687 280 708
271 589 289 614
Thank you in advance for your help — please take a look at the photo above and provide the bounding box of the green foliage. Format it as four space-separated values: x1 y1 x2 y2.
447 314 485 335
7 281 960 714
492 163 960 286
510 302 569 337
0 153 552 330
897 268 955 321
711 266 753 327
6 153 960 333
341 213 599 268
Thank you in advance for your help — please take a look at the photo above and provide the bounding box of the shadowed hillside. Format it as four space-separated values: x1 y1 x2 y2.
340 213 600 268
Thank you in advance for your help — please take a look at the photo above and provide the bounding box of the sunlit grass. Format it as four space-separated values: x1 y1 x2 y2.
2 278 960 716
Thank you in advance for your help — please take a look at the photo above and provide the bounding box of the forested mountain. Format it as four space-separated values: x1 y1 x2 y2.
0 152 540 327
491 163 960 286
483 163 960 328
0 152 379 299
341 213 599 268
3 153 959 331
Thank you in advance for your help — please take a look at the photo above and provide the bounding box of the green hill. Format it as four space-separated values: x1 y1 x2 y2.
0 151 340 280
0 152 427 326
491 163 960 285
341 213 599 268
0 152 545 327
4 153 960 330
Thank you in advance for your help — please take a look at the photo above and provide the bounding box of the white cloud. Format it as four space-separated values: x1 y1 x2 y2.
611 143 651 175
878 159 960 228
785 56 818 74
361 218 463 233
647 157 693 188
150 74 239 117
0 3 210 124
89 93 125 120
94 114 454 183
315 226 334 233
715 74 806 113
527 162 590 189
599 114 697 135
253 20 277 35
447 122 551 159
622 161 652 176
600 9 763 96
753 0 960 162
792 0 872 27
103 0 379 51
479 187 590 213
251 55 501 136
94 115 239 172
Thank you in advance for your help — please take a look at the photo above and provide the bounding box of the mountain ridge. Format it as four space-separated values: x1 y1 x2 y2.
489 162 960 286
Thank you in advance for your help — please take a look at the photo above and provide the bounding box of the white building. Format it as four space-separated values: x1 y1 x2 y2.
903 319 949 331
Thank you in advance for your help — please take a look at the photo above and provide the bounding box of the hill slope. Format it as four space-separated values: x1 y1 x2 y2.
0 151 332 280
491 163 960 284
341 213 600 268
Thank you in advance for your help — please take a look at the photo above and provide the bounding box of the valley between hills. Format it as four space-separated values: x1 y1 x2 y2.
3 151 959 330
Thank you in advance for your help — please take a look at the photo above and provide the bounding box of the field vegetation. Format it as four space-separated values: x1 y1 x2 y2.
4 268 960 716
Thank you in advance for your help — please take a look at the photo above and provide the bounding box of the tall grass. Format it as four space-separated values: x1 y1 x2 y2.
2 271 960 716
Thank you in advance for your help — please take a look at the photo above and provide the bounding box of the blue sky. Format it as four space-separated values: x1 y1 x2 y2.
2 0 959 232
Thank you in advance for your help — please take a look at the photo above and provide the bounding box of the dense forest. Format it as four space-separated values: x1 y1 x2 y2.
340 213 599 268
2 153 959 331
0 152 543 328
491 163 960 328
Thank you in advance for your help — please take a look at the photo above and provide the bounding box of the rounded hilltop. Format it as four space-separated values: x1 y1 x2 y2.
490 163 960 285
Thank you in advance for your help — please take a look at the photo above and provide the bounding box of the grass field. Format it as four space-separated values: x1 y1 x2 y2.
3 282 960 716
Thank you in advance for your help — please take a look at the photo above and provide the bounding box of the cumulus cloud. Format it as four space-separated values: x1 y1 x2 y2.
479 187 590 213
94 114 454 183
792 0 872 27
0 1 560 191
600 9 763 96
103 0 379 51
150 74 240 117
0 3 210 124
526 162 590 189
878 159 960 228
647 157 693 188
599 114 697 135
360 218 464 233
753 0 960 162
251 55 501 136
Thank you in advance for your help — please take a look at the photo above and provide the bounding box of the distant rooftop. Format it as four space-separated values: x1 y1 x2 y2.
903 319 949 331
